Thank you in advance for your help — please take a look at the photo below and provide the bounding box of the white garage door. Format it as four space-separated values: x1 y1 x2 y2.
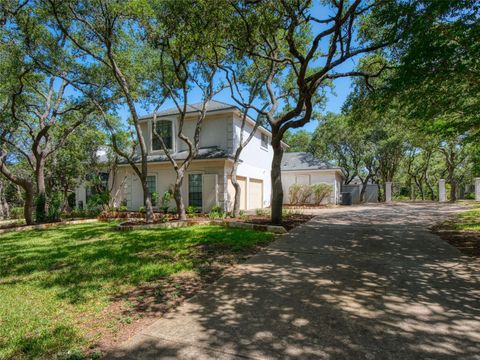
248 178 263 210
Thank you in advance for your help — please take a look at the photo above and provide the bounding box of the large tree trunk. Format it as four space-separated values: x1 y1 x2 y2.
140 175 154 223
35 159 47 221
271 138 284 225
450 178 457 202
24 185 34 225
174 172 186 220
230 162 241 218
360 181 368 203
0 184 4 220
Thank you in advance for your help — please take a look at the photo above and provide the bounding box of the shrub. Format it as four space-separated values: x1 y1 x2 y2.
139 206 146 213
299 184 313 204
70 207 85 218
208 205 226 220
311 183 333 205
282 208 302 217
87 192 110 208
161 190 173 213
186 205 198 217
255 208 269 216
239 209 248 220
9 207 23 219
47 192 62 222
151 192 159 207
119 205 128 212
35 193 47 223
288 183 302 205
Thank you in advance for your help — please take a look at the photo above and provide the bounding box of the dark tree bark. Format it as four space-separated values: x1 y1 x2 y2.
271 130 284 224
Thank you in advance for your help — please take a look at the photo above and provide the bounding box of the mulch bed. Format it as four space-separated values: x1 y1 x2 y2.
432 225 480 257
105 212 314 232
241 214 315 231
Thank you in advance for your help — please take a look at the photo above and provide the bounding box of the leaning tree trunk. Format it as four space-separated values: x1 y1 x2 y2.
271 137 284 225
174 172 186 221
360 181 368 203
230 162 242 218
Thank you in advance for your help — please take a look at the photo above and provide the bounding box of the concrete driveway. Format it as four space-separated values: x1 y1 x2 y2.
108 203 480 360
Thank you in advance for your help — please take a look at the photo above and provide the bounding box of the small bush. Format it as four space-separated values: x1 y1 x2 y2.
239 209 248 220
119 205 128 212
288 184 302 205
151 192 159 207
255 208 269 216
35 193 47 223
161 190 173 213
208 205 226 220
289 183 333 205
47 192 62 222
311 183 333 205
299 184 313 204
9 207 23 219
186 205 198 217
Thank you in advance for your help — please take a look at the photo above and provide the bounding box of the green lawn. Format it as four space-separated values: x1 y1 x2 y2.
0 222 273 360
451 206 480 231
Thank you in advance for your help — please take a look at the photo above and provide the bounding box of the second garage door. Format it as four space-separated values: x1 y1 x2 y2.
248 178 263 209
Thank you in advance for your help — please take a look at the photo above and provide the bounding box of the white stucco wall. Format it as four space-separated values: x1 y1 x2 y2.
230 115 274 208
110 160 228 212
281 170 343 205
139 113 229 155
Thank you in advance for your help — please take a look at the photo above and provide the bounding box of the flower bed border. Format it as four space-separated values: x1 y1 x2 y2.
0 218 98 235
115 219 287 234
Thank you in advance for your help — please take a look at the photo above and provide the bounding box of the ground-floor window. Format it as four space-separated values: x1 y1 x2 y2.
146 175 157 205
188 174 202 209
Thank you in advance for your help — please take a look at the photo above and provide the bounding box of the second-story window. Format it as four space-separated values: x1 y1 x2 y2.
261 133 269 149
152 119 173 151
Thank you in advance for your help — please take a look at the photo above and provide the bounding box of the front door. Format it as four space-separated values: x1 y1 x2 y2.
188 174 203 210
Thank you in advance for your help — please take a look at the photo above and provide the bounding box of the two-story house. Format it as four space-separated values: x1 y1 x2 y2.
75 100 344 212
109 101 273 212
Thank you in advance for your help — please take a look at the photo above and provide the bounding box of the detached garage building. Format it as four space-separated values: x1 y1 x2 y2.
281 152 345 205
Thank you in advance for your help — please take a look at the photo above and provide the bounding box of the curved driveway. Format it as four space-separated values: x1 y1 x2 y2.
109 203 480 360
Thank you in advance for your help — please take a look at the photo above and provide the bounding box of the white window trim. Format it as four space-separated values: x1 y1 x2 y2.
151 118 175 153
187 171 204 211
146 174 158 206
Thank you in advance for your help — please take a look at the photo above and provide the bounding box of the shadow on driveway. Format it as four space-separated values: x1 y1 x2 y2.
108 203 480 359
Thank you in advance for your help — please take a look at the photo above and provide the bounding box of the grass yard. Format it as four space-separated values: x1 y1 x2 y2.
433 205 480 257
449 206 480 231
0 222 273 360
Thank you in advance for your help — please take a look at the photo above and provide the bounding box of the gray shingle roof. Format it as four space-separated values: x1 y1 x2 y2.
139 100 235 120
119 146 233 164
281 152 341 171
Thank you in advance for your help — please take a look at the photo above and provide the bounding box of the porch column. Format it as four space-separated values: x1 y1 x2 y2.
385 182 392 203
475 177 480 201
439 179 447 202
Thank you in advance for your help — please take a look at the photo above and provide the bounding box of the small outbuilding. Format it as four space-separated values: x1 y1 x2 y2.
281 152 345 205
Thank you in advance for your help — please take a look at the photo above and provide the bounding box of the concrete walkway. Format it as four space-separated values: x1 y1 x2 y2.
108 203 480 360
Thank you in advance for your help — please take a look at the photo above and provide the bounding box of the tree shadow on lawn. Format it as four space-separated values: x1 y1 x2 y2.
108 212 480 359
0 223 272 304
